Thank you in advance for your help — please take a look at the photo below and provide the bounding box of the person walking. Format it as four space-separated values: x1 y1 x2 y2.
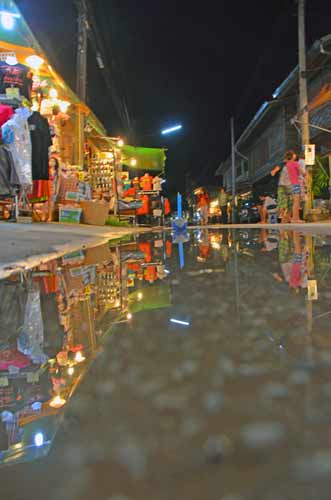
197 188 210 225
218 186 228 224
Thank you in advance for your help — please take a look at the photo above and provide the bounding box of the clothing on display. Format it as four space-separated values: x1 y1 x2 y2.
28 112 52 181
18 283 48 365
0 104 13 129
0 145 20 195
28 179 51 202
0 62 33 101
152 176 162 191
140 173 153 191
2 107 32 186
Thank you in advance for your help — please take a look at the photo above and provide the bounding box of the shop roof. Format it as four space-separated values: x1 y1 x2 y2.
122 145 166 171
0 1 108 139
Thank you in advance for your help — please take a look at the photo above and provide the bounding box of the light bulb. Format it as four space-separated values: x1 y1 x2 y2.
59 100 70 113
34 432 44 448
49 88 58 99
68 367 74 376
117 138 124 147
26 55 44 70
127 313 133 320
130 158 137 167
137 292 143 301
75 351 86 363
1 12 15 30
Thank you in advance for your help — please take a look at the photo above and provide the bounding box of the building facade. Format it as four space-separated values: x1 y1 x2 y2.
216 39 331 196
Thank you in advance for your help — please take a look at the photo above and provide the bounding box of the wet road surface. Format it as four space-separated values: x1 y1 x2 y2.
1 228 331 499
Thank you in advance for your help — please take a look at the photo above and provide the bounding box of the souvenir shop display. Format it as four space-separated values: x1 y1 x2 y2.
89 157 114 194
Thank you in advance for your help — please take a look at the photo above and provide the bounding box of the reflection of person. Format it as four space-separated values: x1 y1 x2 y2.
197 189 210 225
273 231 308 292
218 187 228 224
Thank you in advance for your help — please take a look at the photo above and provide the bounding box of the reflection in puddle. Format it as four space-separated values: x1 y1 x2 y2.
1 228 331 499
0 232 172 467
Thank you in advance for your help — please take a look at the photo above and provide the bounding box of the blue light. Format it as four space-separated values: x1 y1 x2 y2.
0 11 20 30
170 318 190 326
161 124 182 135
34 432 44 448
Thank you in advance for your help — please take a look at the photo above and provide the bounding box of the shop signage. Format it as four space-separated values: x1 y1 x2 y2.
305 144 315 165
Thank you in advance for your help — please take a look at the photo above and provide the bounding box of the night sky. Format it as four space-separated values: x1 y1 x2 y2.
16 0 331 194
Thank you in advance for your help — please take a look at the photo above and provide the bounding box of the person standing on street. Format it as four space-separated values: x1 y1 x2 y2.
285 150 306 223
197 188 210 225
218 186 228 224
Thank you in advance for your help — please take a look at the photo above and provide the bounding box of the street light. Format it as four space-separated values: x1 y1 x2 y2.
161 124 182 135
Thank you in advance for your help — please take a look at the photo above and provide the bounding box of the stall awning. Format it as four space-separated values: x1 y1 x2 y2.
129 285 171 313
122 145 166 172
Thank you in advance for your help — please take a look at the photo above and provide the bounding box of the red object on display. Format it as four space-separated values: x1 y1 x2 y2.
139 241 152 263
164 198 171 215
140 173 153 191
137 195 150 215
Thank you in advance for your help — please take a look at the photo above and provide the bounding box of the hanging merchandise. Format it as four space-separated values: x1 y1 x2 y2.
28 111 52 181
0 61 33 101
152 175 162 191
140 173 153 191
17 283 48 365
2 107 32 186
0 104 13 129
0 145 20 196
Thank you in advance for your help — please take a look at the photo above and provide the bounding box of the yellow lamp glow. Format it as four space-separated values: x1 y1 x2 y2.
127 313 133 320
137 292 143 301
26 55 44 70
130 158 137 167
68 367 74 376
49 88 58 99
49 395 66 409
117 138 124 148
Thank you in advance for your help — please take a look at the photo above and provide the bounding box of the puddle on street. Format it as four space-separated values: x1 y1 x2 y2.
1 228 331 499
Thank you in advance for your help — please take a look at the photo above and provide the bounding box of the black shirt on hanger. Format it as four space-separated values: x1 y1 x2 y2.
0 62 33 100
28 112 52 181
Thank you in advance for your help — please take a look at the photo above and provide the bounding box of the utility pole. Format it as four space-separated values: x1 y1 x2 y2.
231 116 236 224
75 0 88 167
298 0 312 213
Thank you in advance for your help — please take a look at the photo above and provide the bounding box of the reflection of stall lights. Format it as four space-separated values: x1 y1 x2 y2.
130 158 137 167
49 88 58 99
34 433 44 448
49 395 66 409
26 55 44 70
137 292 143 301
68 367 74 376
127 313 133 320
117 138 124 147
211 242 221 250
0 11 20 30
59 100 70 113
75 351 86 363
170 318 190 326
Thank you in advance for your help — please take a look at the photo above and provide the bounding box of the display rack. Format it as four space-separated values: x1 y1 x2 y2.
89 158 114 194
